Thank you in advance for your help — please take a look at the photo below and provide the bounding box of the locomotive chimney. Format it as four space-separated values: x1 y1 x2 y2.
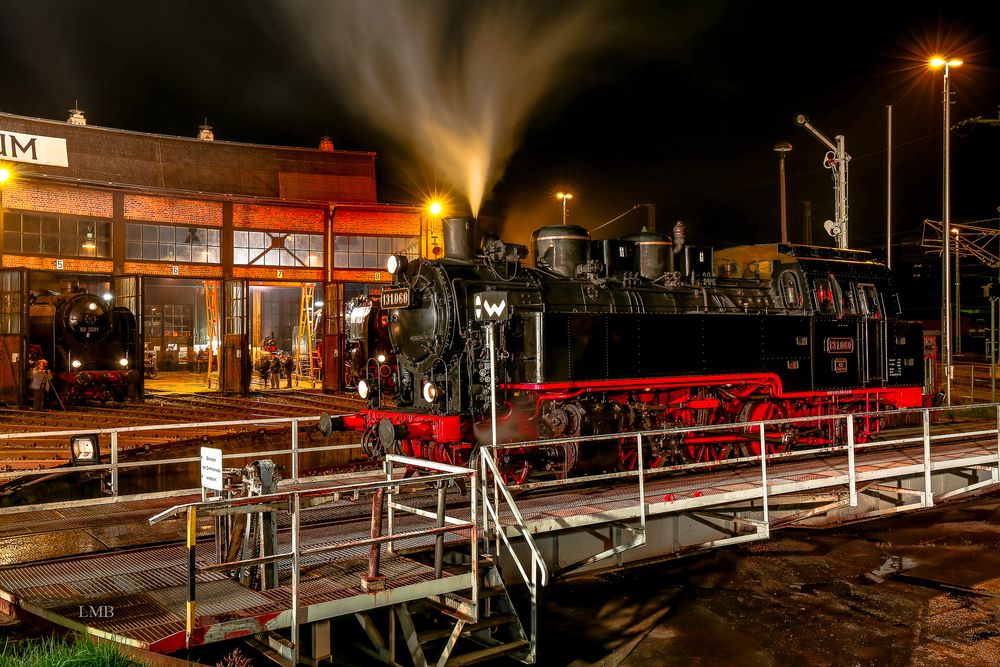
442 217 475 261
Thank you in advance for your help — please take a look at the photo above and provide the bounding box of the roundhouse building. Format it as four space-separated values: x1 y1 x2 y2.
0 109 433 403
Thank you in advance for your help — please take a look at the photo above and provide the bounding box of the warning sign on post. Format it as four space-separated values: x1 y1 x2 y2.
200 447 224 491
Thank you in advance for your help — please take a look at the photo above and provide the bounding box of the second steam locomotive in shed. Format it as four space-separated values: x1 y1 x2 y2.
29 282 141 404
329 218 926 483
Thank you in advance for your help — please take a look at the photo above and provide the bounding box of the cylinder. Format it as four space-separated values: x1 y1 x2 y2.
443 217 475 261
624 230 672 280
532 225 591 278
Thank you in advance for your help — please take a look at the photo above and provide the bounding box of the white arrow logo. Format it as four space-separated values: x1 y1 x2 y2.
483 299 506 317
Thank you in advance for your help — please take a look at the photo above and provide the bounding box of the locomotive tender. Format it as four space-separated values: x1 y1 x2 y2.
28 281 141 404
330 218 925 483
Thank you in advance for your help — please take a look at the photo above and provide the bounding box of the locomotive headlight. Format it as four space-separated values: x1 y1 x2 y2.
87 302 97 311
71 359 83 369
422 381 440 403
119 358 129 367
357 379 371 400
377 353 386 364
386 254 408 275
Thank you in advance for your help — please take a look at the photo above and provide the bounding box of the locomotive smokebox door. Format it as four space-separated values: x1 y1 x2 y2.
474 291 510 322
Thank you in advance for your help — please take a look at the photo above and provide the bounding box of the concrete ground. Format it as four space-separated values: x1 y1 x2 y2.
531 495 1000 667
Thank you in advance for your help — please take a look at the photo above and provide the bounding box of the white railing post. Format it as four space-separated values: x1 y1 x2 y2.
922 409 934 507
636 434 646 532
846 416 857 507
758 423 769 534
110 430 119 498
291 418 299 482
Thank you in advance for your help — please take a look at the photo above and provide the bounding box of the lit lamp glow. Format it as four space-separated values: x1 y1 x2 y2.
429 201 443 216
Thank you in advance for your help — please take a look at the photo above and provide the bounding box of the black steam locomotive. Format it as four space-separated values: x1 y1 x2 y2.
29 282 141 404
330 218 926 484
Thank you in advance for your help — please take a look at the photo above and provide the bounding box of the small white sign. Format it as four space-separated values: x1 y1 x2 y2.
0 130 69 167
200 447 224 491
56 259 64 270
171 265 179 276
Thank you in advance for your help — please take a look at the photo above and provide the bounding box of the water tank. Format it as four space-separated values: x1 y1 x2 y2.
532 225 590 277
624 230 672 280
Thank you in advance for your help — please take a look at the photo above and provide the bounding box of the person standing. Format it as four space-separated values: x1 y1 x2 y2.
29 359 52 410
269 354 281 389
283 354 295 389
258 355 270 387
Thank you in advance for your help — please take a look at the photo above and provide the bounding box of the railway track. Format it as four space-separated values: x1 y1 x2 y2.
0 392 365 474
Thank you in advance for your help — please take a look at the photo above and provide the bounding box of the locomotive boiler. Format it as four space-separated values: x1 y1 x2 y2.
28 282 141 404
328 218 926 484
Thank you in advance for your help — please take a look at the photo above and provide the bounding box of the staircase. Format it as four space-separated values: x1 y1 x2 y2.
397 560 532 666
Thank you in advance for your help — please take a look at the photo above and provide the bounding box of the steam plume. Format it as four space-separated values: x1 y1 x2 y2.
286 0 619 216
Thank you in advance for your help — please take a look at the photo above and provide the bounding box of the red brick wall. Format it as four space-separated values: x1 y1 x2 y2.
233 267 324 281
122 261 223 278
124 194 223 226
332 209 420 236
4 182 113 218
233 203 324 232
2 254 113 273
331 269 391 284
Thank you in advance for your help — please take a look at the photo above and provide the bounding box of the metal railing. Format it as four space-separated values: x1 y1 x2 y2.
0 414 364 513
149 454 478 664
477 401 1000 556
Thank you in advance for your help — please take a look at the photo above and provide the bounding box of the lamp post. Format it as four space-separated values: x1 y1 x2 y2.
556 192 573 225
773 142 792 243
930 55 963 405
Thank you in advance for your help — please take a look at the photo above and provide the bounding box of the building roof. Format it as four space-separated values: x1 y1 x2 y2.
1 111 377 203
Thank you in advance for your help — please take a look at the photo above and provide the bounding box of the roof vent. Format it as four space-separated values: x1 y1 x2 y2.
67 102 86 125
318 135 335 152
198 118 214 141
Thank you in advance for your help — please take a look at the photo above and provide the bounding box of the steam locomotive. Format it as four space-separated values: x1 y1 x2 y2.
28 282 141 404
327 218 926 484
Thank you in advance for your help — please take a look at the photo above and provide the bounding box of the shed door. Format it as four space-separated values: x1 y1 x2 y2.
0 269 27 404
113 275 143 397
222 279 250 394
322 281 344 392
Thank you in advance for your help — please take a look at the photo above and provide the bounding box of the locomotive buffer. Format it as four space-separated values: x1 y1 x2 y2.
474 291 510 453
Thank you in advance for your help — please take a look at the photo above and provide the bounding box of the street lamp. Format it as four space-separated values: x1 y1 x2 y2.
930 55 963 405
773 142 793 243
952 227 961 355
556 192 573 225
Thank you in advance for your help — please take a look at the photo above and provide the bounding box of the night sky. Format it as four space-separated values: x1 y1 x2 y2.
2 0 998 262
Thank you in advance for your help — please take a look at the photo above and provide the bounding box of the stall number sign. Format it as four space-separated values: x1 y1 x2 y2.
474 291 510 322
200 447 224 491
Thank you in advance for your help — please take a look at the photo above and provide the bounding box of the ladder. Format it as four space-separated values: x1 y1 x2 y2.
295 284 316 387
204 281 220 388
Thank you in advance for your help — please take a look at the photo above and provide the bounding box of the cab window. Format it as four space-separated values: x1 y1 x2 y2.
858 284 883 319
779 270 803 309
813 278 838 315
